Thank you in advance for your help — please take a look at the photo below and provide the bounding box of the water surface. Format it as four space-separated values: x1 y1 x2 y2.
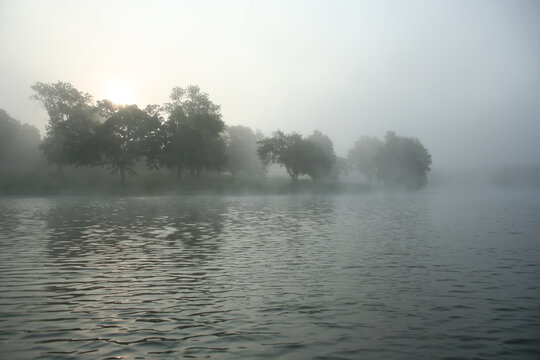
1 191 539 359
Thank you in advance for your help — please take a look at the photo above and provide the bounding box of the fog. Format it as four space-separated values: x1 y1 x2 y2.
3 3 540 358
1 0 540 181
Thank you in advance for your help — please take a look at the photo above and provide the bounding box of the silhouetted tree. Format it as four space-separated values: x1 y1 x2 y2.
51 109 102 166
257 130 335 182
375 131 432 190
96 99 118 119
143 104 165 170
224 125 265 176
160 105 188 179
99 104 160 184
348 136 383 184
162 86 226 178
31 81 93 173
258 131 301 181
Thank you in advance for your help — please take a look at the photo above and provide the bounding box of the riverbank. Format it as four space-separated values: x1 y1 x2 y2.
0 169 372 196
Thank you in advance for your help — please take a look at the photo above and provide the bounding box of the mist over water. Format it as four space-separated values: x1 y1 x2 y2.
1 191 539 359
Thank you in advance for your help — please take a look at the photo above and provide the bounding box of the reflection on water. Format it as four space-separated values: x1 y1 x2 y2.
44 198 226 266
1 192 539 359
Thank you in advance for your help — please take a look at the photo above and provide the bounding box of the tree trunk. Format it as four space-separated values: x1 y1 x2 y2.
176 166 182 181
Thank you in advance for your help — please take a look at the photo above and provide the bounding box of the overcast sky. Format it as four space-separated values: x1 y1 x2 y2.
1 0 539 169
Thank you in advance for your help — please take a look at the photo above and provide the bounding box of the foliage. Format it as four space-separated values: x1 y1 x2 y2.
375 131 432 190
31 82 93 170
162 85 226 178
31 82 93 125
50 109 102 166
96 99 118 119
19 81 435 192
257 130 336 181
99 105 161 183
306 130 337 179
224 125 265 176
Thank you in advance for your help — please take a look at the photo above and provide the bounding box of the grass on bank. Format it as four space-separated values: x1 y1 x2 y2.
0 166 372 196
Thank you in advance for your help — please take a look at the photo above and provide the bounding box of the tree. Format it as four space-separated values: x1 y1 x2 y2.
99 105 161 184
160 105 188 179
347 136 383 184
306 130 337 180
375 131 432 190
258 131 301 181
224 125 265 176
162 85 226 178
0 109 42 175
257 130 335 182
49 109 102 167
30 81 93 173
143 104 165 170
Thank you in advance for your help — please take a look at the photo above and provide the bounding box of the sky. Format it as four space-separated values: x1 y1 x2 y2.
1 0 539 170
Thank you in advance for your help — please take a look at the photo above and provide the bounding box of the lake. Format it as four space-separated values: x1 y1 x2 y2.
1 190 539 359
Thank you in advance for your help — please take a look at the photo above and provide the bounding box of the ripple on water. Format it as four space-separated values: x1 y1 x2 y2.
1 192 540 359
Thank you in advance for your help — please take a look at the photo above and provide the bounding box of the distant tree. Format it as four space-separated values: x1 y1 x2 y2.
31 81 93 173
162 85 226 178
0 109 42 175
306 130 336 179
347 136 383 184
375 131 432 190
224 125 265 176
99 105 161 184
307 130 334 156
258 131 301 181
257 130 335 182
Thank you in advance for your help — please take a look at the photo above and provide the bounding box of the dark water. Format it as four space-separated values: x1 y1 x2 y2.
1 190 539 359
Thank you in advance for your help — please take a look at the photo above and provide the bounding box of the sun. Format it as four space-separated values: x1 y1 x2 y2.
104 80 134 105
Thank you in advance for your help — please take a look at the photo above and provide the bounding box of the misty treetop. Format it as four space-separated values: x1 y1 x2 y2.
348 131 432 190
30 82 93 125
0 80 433 190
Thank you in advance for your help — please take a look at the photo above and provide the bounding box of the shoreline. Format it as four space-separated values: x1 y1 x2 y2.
0 173 374 196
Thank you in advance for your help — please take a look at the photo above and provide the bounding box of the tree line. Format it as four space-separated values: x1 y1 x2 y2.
0 81 432 190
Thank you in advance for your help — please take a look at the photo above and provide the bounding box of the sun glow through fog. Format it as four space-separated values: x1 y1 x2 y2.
104 80 133 105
